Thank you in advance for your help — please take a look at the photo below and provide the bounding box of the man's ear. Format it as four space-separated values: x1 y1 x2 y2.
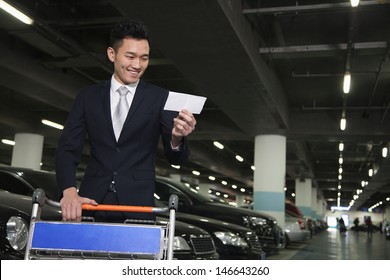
107 47 115 62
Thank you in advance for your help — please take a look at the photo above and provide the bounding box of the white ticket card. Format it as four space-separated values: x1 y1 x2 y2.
164 91 207 114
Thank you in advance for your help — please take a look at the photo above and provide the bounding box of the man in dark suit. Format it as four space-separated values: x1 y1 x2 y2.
55 20 196 222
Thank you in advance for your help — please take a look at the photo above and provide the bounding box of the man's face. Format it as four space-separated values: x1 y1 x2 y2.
107 37 149 84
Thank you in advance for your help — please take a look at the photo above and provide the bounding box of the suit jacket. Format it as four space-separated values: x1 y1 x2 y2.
55 80 189 218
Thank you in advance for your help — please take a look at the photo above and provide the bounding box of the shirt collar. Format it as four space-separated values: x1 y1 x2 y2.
111 75 139 94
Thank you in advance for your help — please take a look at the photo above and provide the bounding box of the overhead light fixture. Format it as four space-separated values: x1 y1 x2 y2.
192 170 200 176
208 176 215 181
340 117 346 131
382 147 388 158
350 0 360 7
0 0 34 25
343 71 351 94
251 165 255 171
339 157 343 165
232 184 237 189
171 164 180 169
339 142 344 152
235 155 244 162
368 168 373 177
1 139 15 146
221 180 227 185
41 119 64 130
213 141 224 150
338 167 343 174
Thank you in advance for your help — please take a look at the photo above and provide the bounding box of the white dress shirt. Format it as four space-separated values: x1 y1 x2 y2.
110 75 138 121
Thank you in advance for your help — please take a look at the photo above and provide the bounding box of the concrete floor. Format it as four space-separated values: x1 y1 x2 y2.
267 228 390 260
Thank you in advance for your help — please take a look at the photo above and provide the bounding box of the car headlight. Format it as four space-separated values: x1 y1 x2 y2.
173 236 191 251
215 232 248 247
6 216 29 251
243 216 268 226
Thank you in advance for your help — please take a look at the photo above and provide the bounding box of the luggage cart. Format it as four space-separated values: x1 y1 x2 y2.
24 188 178 260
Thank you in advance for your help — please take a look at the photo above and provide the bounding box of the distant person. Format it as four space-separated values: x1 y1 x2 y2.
339 217 346 233
365 217 373 238
353 217 359 235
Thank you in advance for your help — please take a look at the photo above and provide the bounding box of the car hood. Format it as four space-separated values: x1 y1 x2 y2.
0 190 61 220
200 201 277 222
175 212 254 233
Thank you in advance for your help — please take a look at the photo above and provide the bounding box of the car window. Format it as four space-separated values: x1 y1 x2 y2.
155 181 191 206
0 171 33 196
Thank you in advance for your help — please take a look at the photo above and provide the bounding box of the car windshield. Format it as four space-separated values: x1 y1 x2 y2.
20 170 59 200
0 169 58 200
155 178 213 203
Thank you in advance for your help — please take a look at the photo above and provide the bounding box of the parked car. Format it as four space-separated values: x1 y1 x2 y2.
156 200 264 259
385 222 390 240
284 212 311 245
0 166 219 260
154 176 285 255
284 201 311 245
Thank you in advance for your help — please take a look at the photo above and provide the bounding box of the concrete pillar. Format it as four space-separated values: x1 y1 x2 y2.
11 133 44 170
253 135 286 229
197 183 211 198
317 198 324 220
236 194 246 207
311 187 317 218
169 174 181 183
295 178 312 217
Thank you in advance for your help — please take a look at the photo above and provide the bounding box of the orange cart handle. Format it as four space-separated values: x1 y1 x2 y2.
82 204 154 213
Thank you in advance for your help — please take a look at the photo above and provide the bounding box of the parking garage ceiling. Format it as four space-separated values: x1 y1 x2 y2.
0 0 389 212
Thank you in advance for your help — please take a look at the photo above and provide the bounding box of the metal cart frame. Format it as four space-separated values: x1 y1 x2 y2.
24 188 178 260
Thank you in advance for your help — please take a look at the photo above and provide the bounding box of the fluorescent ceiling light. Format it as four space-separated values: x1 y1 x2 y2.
382 147 388 158
235 155 244 162
339 142 344 152
213 141 224 150
192 170 200 176
208 176 215 181
340 117 346 131
1 139 15 146
171 164 180 169
41 119 64 130
343 72 351 94
0 0 33 25
350 0 360 7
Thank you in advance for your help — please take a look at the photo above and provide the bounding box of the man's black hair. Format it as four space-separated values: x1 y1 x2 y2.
110 19 149 50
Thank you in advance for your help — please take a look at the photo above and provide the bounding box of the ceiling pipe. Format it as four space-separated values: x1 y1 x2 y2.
243 1 387 15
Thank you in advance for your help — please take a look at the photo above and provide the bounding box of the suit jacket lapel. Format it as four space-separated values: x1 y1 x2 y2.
119 81 147 135
100 81 117 142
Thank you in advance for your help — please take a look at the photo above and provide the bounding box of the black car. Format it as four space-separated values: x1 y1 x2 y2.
0 166 219 260
385 222 390 240
155 176 284 255
156 202 265 259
